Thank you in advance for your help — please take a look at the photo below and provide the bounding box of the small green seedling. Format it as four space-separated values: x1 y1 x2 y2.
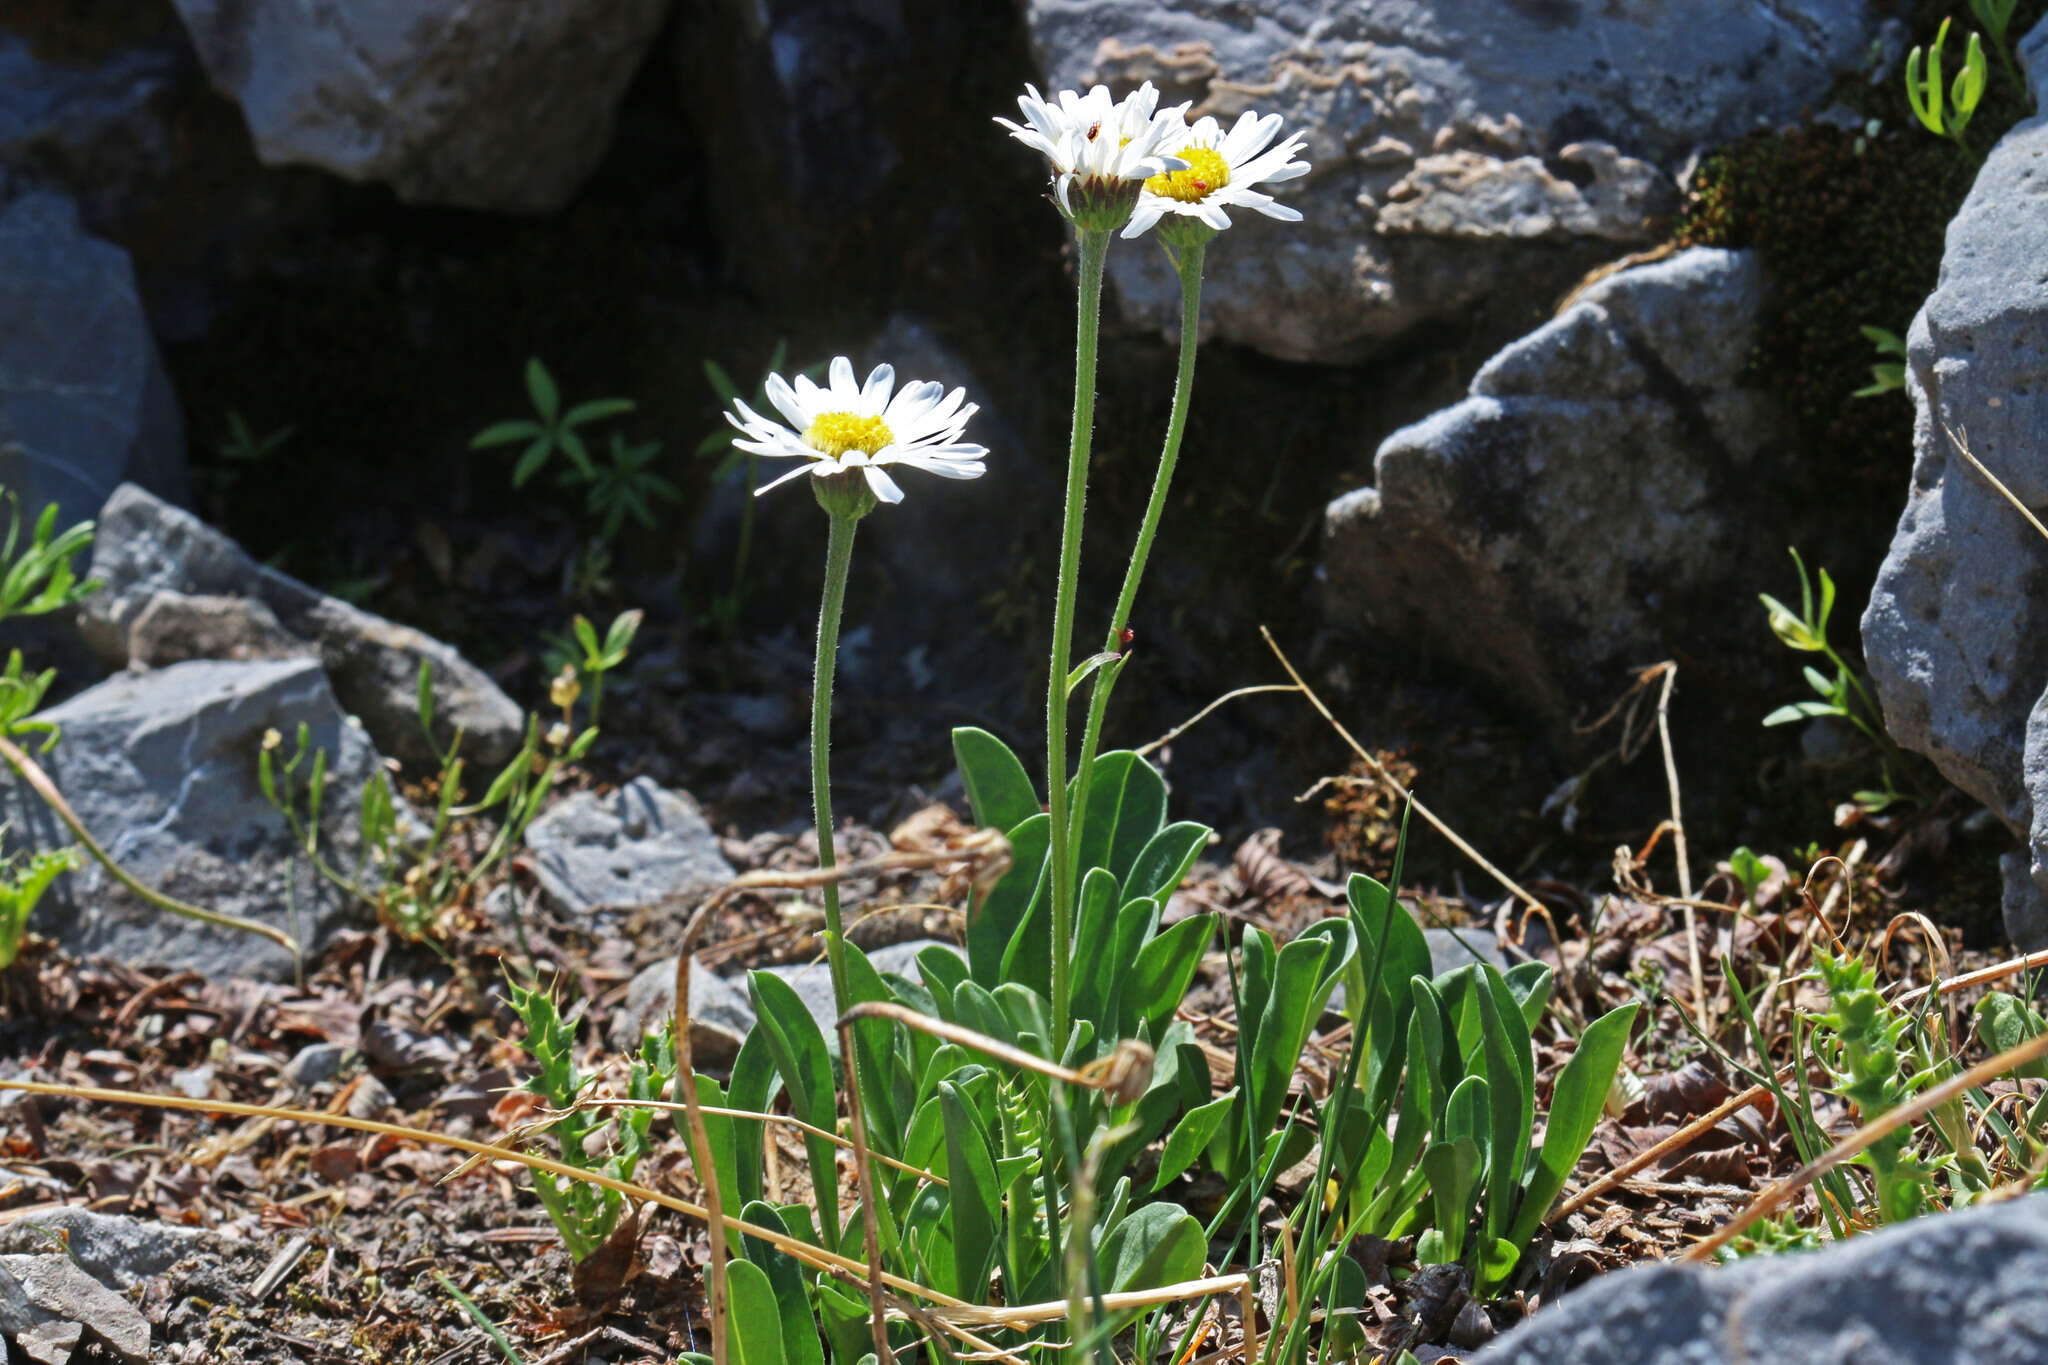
1852 325 1908 399
1906 18 1989 149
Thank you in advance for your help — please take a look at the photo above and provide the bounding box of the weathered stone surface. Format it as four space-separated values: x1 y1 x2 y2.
523 776 734 917
616 939 953 1057
81 483 523 767
0 1253 150 1363
1322 247 1779 726
167 0 671 213
0 659 380 978
1472 1194 2048 1365
1024 0 1876 362
1861 19 2048 945
0 193 187 528
0 1209 209 1289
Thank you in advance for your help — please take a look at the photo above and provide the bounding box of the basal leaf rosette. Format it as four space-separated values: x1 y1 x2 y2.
724 356 987 520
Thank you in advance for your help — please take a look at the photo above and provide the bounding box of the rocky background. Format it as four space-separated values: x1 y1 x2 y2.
3 0 2046 945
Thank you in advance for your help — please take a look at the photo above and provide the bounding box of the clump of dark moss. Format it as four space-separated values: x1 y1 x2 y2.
1674 0 2044 586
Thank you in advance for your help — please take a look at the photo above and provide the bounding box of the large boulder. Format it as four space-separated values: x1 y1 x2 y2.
1861 19 2048 946
1023 0 1878 363
80 483 524 768
0 659 382 978
0 193 187 529
167 0 671 213
1472 1193 2048 1365
1322 247 1779 727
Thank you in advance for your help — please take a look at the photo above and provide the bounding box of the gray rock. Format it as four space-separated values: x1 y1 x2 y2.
0 1254 149 1363
128 593 309 666
0 1210 208 1289
80 483 523 767
523 776 734 917
612 954 757 1068
168 0 671 213
1323 247 1778 726
0 659 380 977
1860 20 2048 945
760 939 953 1043
1423 927 1507 976
616 940 957 1059
1025 0 1876 363
280 1042 352 1091
0 193 187 529
1472 1193 2048 1365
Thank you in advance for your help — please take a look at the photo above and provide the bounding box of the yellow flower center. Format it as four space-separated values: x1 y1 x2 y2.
1147 146 1231 203
805 411 893 458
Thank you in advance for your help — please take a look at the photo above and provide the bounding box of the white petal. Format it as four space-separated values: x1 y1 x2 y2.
862 362 895 409
828 356 860 399
1122 200 1168 238
761 376 809 431
754 461 819 497
864 465 905 503
1222 110 1280 164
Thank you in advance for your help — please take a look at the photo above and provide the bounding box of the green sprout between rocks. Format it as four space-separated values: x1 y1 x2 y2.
1852 324 1908 398
261 614 621 948
1759 546 1917 815
1907 16 1991 150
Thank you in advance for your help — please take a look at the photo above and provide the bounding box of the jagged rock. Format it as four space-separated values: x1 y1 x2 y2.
0 193 187 528
0 1209 209 1289
1861 19 2048 946
523 776 734 918
80 483 523 767
0 1253 150 1363
1023 0 1876 362
167 0 671 213
1322 247 1779 726
0 658 381 978
1471 1193 2048 1364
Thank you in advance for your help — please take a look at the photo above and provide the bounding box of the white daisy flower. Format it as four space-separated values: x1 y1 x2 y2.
996 81 1191 230
724 356 987 508
1122 110 1311 240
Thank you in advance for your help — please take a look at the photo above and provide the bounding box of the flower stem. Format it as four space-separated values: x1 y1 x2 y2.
1047 228 1112 1051
1068 241 1206 878
813 511 860 1018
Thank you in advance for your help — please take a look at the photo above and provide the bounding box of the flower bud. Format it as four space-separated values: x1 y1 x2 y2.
550 666 581 710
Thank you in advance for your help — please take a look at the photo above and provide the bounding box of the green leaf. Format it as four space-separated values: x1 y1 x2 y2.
1097 1203 1206 1323
724 1258 785 1365
747 971 839 1239
839 941 910 1159
952 727 1039 834
940 1081 1001 1299
470 419 543 449
1123 821 1209 903
1503 1002 1638 1258
563 397 636 426
556 427 596 480
1153 1088 1236 1191
916 943 969 1007
1974 993 2048 1080
967 809 1048 988
1475 970 1534 1248
1067 867 1125 1031
1119 913 1214 1040
512 437 553 488
572 614 600 660
738 1202 826 1365
524 358 560 424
